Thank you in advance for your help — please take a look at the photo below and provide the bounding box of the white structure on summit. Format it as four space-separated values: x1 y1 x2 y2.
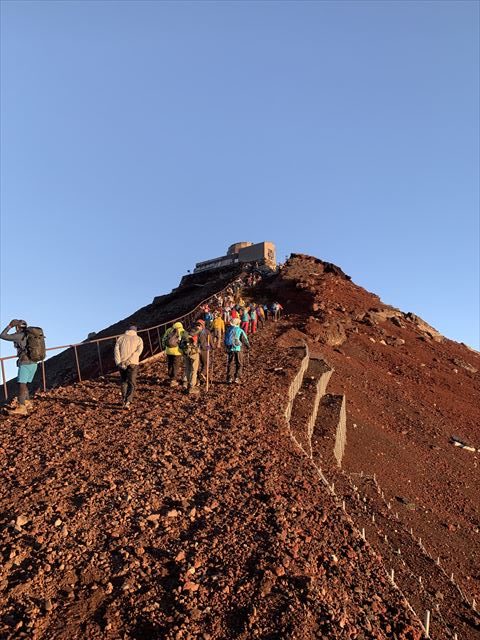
193 241 276 273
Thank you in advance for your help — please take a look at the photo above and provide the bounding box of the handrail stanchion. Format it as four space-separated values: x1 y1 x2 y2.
147 330 154 356
41 360 47 392
73 345 82 382
157 327 161 351
96 342 104 377
206 333 210 393
1 359 8 401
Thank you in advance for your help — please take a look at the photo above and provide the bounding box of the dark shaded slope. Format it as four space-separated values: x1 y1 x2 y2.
3 265 247 399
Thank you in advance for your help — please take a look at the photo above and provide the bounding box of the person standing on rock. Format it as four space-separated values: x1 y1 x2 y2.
114 326 144 409
0 319 45 416
224 317 250 384
162 322 186 387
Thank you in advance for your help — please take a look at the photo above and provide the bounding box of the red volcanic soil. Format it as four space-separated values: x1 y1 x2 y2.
262 254 480 637
1 253 478 639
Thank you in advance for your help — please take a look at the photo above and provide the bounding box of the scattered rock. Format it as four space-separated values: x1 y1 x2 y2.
15 515 29 527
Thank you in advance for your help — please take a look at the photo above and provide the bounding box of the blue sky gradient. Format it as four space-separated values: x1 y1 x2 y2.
1 0 478 376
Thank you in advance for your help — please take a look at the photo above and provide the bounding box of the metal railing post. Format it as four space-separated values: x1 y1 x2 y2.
157 327 161 351
147 330 154 356
1 359 7 401
96 342 104 376
73 345 82 382
41 360 47 392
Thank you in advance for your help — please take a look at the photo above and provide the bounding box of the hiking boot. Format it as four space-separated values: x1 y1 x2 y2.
234 378 241 384
123 401 131 410
169 379 179 388
8 404 28 416
226 379 233 384
24 400 33 409
188 386 200 396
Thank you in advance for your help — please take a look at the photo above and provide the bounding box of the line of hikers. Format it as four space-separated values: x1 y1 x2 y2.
116 298 283 408
0 282 283 413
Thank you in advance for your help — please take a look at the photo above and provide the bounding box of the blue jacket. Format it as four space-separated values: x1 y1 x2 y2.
224 326 249 352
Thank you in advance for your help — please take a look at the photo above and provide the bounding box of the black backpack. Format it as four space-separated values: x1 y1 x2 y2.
25 327 46 362
180 334 199 359
166 329 180 348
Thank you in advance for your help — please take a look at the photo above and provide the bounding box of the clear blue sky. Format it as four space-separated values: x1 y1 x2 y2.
1 0 479 374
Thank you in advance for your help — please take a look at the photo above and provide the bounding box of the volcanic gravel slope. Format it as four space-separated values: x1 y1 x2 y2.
1 319 426 639
1 253 479 640
260 254 480 638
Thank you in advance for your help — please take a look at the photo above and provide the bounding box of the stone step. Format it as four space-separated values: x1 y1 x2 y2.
311 393 347 468
289 356 333 457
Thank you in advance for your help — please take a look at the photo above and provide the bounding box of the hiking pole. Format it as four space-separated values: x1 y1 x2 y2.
206 333 210 393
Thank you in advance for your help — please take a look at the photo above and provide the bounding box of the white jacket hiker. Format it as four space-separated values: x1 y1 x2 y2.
114 328 144 368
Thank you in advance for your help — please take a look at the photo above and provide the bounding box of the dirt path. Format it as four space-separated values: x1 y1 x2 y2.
1 320 424 639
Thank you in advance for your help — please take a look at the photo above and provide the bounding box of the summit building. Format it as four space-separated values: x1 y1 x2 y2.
193 241 276 274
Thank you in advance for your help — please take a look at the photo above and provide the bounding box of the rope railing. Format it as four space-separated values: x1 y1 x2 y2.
0 279 244 401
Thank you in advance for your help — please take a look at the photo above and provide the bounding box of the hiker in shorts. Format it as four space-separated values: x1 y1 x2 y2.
163 322 186 387
0 319 42 416
114 325 144 409
224 317 249 384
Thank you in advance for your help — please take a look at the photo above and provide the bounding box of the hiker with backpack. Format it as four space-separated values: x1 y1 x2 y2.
256 304 265 329
1 319 46 415
224 317 250 384
204 309 214 329
194 319 214 383
271 302 280 322
249 305 258 334
114 325 144 409
212 312 225 348
162 322 187 387
240 307 250 334
179 327 200 395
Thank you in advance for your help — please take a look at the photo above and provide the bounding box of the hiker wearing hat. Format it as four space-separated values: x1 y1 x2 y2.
179 327 201 395
162 321 187 387
224 317 250 384
114 326 144 409
194 319 214 383
1 319 45 416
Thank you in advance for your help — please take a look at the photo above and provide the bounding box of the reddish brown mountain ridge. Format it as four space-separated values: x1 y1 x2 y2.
0 253 478 639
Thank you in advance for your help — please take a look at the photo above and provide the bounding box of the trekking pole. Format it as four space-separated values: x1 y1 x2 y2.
206 334 210 393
